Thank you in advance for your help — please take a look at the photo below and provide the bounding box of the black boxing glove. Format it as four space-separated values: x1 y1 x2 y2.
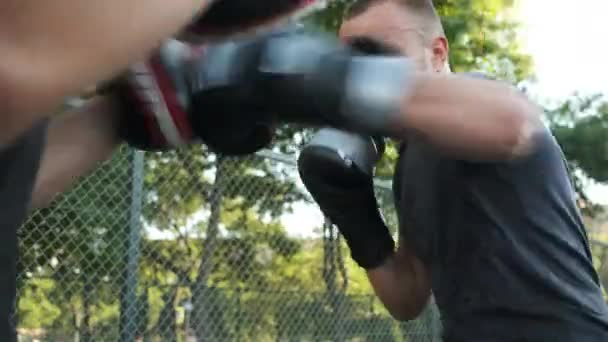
298 128 394 269
113 39 274 155
191 25 415 136
262 29 416 135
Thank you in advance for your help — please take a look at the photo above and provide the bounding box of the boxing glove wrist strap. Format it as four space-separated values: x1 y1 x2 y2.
324 191 395 269
339 55 415 136
342 222 396 269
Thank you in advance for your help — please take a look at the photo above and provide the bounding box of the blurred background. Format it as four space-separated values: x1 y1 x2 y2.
15 0 608 341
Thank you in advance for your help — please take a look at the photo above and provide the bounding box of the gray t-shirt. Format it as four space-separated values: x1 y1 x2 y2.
0 122 47 341
393 120 608 341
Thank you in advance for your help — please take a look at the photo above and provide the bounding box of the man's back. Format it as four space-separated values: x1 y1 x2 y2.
393 128 608 341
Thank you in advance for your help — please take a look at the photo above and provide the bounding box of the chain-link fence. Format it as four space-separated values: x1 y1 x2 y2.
16 144 608 341
17 145 442 342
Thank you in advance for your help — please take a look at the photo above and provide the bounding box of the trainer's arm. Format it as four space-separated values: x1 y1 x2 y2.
31 96 123 210
366 240 432 321
393 73 544 161
0 0 210 148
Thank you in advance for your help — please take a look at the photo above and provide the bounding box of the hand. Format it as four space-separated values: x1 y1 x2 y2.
298 128 394 269
112 39 274 155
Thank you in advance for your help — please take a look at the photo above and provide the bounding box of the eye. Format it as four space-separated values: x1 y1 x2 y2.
348 37 401 55
347 37 401 56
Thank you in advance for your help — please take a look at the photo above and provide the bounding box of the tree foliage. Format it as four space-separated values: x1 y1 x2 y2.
545 94 608 215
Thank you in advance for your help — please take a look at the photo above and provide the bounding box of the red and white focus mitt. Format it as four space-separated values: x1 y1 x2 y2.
113 39 275 155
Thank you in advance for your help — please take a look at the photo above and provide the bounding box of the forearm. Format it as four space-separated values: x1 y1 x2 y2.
0 0 210 148
393 73 544 161
366 243 431 321
31 96 123 210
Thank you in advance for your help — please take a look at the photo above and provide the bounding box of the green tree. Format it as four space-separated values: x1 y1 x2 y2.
18 147 132 341
138 143 307 340
545 94 608 215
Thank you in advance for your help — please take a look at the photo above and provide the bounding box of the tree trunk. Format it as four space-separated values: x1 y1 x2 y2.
191 156 228 341
322 219 347 342
81 278 94 342
136 289 150 341
157 287 178 342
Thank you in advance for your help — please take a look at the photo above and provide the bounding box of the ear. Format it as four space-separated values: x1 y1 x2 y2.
430 36 448 72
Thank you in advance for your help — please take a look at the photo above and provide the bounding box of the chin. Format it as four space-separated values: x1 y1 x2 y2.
183 0 321 43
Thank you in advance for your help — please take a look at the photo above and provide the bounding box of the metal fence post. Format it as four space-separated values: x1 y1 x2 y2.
119 149 145 342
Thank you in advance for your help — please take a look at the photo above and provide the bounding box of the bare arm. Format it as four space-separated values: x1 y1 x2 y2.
31 96 123 210
366 240 432 320
393 73 544 161
0 0 211 148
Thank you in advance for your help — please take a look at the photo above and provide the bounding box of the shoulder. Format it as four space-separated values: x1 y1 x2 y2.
464 126 572 189
466 125 563 167
506 126 565 169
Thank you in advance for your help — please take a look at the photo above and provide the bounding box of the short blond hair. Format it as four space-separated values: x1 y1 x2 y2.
346 0 445 40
